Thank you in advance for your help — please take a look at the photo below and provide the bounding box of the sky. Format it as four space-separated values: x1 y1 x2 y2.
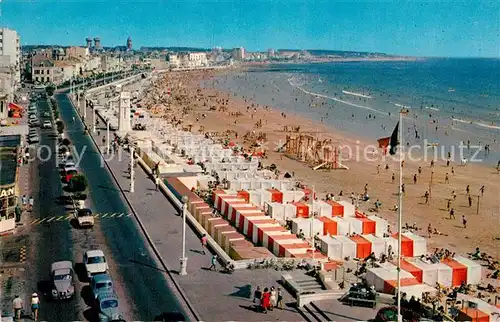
1 0 499 58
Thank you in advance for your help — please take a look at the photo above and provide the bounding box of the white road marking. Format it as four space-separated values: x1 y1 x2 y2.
117 213 124 218
46 217 56 223
101 213 109 218
38 217 49 224
56 216 66 221
109 213 117 218
31 219 41 225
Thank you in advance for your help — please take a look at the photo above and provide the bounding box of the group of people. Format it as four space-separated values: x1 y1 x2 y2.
253 286 284 313
12 293 39 321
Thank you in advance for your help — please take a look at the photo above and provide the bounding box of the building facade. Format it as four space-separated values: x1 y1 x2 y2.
167 52 208 68
0 135 21 234
0 28 21 87
101 56 121 73
65 46 89 61
31 59 55 84
231 47 245 60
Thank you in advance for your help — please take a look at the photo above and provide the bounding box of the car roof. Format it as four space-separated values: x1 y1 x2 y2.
43 120 51 123
92 273 112 283
86 250 105 257
97 291 118 302
64 167 78 172
51 260 73 272
53 268 72 276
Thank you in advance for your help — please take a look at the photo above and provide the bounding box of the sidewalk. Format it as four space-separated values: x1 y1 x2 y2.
86 119 304 320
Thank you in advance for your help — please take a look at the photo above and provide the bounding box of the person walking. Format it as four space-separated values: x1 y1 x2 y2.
401 184 405 196
413 174 417 184
391 173 395 183
12 295 23 321
155 175 160 191
277 287 284 310
466 185 470 195
200 234 207 255
447 199 451 211
427 224 432 238
418 166 422 175
444 173 449 184
209 254 218 271
424 191 429 204
479 185 485 196
261 288 271 313
449 208 455 219
462 215 467 229
468 195 472 207
29 196 34 211
451 190 457 200
253 286 262 308
270 286 277 310
31 292 40 321
21 195 27 210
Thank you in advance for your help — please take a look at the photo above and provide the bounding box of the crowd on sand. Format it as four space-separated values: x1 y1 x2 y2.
136 69 500 305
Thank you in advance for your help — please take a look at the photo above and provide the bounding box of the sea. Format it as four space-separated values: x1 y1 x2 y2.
202 58 500 165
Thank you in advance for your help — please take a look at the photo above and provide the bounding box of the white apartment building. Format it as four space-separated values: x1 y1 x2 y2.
85 56 102 73
101 56 121 73
31 60 55 84
231 47 245 60
167 52 208 68
0 28 21 87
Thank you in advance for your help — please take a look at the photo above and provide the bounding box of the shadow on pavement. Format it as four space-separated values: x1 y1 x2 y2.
153 312 187 321
80 285 93 306
128 258 167 273
74 262 89 283
83 307 98 322
229 284 252 299
37 280 52 299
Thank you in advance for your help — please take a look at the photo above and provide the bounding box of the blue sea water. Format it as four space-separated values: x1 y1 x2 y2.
207 58 500 165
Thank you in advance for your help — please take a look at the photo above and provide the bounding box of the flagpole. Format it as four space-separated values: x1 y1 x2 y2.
397 109 404 322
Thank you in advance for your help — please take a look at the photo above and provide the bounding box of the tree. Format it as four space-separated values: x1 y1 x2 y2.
62 138 71 146
68 174 87 193
56 121 65 134
46 84 56 97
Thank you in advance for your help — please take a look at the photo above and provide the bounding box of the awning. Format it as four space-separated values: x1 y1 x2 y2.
8 102 24 111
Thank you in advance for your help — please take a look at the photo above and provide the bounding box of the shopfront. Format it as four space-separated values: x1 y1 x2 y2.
0 135 21 233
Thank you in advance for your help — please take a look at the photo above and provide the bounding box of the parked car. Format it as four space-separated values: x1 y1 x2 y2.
28 134 40 144
29 119 40 127
90 273 114 299
42 120 53 129
51 261 75 300
42 111 51 117
84 250 108 279
62 167 78 183
96 291 122 322
75 208 94 228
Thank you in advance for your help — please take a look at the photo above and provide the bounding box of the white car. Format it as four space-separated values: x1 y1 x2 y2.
42 120 53 129
75 208 94 228
84 250 108 279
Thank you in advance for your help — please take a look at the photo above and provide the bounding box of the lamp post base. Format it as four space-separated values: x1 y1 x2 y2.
179 257 188 276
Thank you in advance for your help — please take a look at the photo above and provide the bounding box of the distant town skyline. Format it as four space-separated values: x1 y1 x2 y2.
2 0 499 58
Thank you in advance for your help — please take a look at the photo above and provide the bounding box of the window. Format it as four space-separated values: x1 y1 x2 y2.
0 101 3 113
41 69 44 75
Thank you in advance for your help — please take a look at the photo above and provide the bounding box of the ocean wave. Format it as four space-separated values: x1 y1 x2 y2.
342 90 372 99
425 106 440 111
453 117 500 130
288 78 387 115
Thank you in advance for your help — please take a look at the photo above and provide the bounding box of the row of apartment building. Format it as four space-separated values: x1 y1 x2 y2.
30 47 125 84
0 28 21 107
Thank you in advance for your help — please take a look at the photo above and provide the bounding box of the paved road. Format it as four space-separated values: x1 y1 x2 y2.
55 93 191 320
25 98 80 321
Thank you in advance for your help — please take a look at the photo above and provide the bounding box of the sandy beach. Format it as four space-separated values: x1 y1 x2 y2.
140 69 499 260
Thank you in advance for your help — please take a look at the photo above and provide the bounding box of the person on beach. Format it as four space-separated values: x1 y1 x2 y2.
444 173 449 184
155 175 160 191
424 191 429 204
277 288 284 310
418 166 422 175
401 184 405 195
413 174 417 184
462 215 467 228
451 166 455 175
449 208 455 219
270 287 277 310
479 185 485 196
451 190 457 200
377 165 380 174
430 160 435 168
261 288 271 313
392 173 395 183
254 286 262 308
447 199 451 211
468 195 472 207
427 224 432 238
466 185 470 195
209 254 218 271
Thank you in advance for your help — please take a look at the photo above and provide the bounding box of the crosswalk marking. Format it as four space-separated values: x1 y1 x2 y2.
117 213 124 218
101 213 109 218
38 217 49 224
46 217 56 223
66 214 73 220
94 213 100 218
56 216 66 221
127 213 133 217
29 212 130 226
109 213 117 218
31 219 41 225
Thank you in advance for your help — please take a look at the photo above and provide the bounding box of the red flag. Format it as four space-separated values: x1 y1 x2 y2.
377 137 390 155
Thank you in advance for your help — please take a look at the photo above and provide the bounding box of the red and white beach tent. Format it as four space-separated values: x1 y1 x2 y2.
319 235 343 260
332 235 357 260
362 234 386 258
402 258 453 287
366 267 420 293
453 255 482 285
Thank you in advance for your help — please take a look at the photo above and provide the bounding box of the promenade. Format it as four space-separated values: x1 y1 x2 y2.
86 113 303 320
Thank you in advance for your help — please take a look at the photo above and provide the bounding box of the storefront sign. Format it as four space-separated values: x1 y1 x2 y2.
0 187 15 198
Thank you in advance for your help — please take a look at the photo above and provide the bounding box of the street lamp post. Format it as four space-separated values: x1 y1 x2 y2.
130 146 135 193
106 120 110 154
179 195 188 276
83 94 87 120
92 107 96 133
